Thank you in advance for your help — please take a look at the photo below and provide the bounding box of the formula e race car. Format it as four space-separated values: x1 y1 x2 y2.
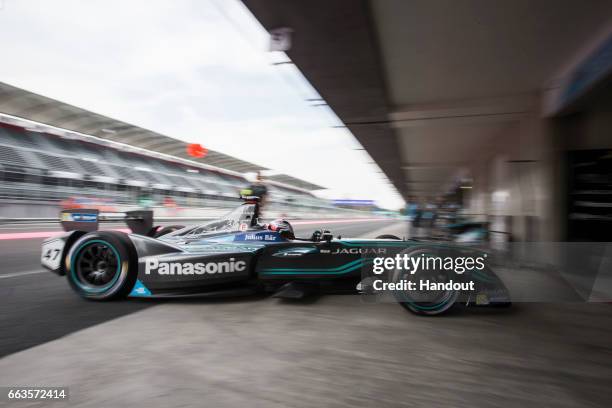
41 201 511 315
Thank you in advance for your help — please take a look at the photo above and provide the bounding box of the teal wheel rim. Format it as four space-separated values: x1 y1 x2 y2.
71 240 121 293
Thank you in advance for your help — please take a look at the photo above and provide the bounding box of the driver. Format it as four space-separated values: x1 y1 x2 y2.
267 219 295 240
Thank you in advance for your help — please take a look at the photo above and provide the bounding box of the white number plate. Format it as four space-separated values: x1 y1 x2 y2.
41 239 65 271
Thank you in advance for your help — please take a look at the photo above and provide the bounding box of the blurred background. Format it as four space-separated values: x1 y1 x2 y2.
0 106 374 221
1 0 611 243
1 1 612 407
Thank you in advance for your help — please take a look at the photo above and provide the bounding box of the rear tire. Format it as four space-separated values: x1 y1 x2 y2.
66 231 138 300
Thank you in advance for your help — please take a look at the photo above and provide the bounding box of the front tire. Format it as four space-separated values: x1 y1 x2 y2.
390 247 460 316
66 231 138 300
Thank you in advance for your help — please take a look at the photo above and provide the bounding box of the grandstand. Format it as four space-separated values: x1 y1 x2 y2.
0 82 351 218
0 119 337 214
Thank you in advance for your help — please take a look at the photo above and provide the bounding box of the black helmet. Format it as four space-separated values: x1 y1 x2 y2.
268 219 294 239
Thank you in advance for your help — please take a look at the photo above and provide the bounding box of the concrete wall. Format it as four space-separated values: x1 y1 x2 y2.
467 102 612 243
463 107 559 242
0 201 60 219
0 200 380 221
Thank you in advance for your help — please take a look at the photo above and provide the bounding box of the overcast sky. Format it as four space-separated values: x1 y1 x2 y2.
0 0 405 209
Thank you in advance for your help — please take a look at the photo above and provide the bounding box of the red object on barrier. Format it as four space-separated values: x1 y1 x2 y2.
187 143 208 158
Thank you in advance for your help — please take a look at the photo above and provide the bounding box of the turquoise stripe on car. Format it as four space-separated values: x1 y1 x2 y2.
261 258 371 275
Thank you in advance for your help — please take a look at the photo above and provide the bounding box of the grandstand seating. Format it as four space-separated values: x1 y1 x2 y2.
36 152 78 173
0 122 337 212
0 144 27 167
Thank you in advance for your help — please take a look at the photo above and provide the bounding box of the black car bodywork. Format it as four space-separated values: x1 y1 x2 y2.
41 203 510 315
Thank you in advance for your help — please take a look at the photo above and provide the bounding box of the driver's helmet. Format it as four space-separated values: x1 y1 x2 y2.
267 219 294 239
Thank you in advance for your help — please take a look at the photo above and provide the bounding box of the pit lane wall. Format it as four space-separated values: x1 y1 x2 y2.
0 200 387 222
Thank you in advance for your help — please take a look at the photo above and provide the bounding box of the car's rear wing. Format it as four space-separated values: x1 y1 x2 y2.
60 209 153 235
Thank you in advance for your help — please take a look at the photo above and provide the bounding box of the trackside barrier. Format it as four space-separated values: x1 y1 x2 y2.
1 204 392 225
0 217 215 224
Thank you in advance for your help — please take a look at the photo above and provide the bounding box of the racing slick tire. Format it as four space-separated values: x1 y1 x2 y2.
153 225 185 238
65 231 138 300
376 234 401 240
389 247 460 316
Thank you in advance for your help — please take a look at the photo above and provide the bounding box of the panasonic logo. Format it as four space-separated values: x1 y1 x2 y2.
145 258 246 275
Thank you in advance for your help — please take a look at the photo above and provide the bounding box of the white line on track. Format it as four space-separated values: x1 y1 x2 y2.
0 270 47 279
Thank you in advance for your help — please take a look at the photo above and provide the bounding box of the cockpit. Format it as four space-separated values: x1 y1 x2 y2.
165 203 261 239
161 203 333 243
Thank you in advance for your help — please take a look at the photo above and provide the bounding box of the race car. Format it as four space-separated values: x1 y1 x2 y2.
41 201 511 315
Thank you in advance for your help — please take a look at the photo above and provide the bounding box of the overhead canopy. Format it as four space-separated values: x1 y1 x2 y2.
243 0 409 198
244 0 612 198
0 82 267 174
265 174 324 191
